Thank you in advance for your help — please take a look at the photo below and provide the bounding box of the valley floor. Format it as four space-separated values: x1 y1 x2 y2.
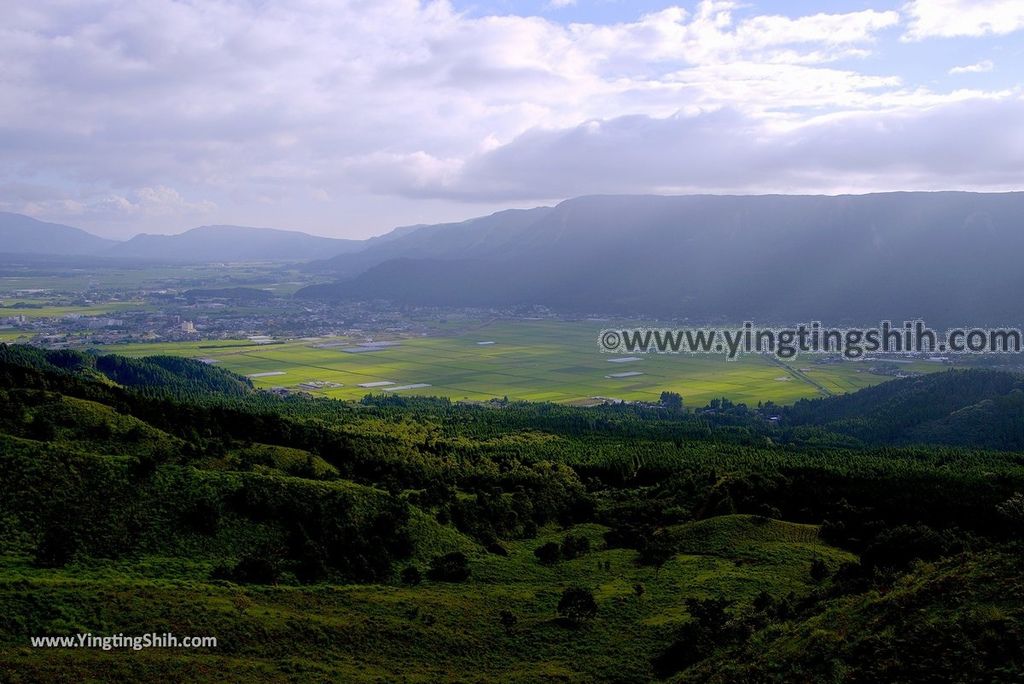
100 320 950 406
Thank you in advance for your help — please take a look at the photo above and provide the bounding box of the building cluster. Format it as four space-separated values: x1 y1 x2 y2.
0 295 473 349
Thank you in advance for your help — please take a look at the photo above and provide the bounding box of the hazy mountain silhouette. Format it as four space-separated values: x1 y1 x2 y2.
298 192 1024 324
0 212 118 255
0 215 373 262
106 224 363 261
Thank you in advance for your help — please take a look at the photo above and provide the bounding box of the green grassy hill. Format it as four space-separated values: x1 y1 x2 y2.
680 548 1024 683
2 344 1024 681
0 518 852 682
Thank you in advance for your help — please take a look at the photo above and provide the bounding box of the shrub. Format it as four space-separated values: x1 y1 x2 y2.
561 534 591 560
557 586 598 626
653 598 734 677
427 552 471 582
810 558 830 582
499 610 518 635
486 541 509 556
33 524 78 568
213 551 280 584
401 566 423 585
534 541 562 566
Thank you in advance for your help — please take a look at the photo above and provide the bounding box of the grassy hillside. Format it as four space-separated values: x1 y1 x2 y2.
2 344 1024 681
681 548 1024 683
0 518 852 682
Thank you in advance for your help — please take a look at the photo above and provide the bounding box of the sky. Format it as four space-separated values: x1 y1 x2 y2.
1 1 1023 239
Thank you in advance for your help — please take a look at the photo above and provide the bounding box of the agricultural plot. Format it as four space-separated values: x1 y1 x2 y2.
797 358 948 395
0 300 149 319
0 264 301 294
99 320 954 405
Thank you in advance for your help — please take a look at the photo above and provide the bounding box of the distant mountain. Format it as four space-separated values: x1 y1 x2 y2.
297 192 1024 324
0 212 117 255
106 224 363 262
306 207 553 274
0 213 370 262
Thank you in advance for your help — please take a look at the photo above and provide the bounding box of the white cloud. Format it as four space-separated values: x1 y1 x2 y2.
394 94 1024 200
949 60 994 74
11 186 216 223
903 0 1024 40
568 4 898 68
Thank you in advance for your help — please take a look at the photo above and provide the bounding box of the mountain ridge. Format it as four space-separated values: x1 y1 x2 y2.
297 191 1024 323
0 214 367 262
0 212 118 256
105 224 363 261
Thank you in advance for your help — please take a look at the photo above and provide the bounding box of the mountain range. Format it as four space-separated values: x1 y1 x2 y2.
6 192 1024 324
0 213 362 262
297 192 1024 324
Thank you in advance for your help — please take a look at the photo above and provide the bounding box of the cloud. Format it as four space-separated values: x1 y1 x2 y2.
569 4 898 68
903 0 1024 40
116 186 217 218
0 0 1018 236
949 60 994 74
391 94 1024 200
6 186 216 223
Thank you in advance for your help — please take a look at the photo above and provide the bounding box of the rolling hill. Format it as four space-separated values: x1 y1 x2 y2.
299 192 1024 324
3 343 1024 681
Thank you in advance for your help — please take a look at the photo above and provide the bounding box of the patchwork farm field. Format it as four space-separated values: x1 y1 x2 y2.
99 320 949 405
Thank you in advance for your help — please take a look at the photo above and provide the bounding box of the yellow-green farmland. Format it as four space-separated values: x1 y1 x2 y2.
100 320 949 405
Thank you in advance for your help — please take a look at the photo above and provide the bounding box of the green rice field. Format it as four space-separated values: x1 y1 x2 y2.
98 320 950 405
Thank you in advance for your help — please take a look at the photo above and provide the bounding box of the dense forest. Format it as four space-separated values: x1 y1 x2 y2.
2 343 1023 682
